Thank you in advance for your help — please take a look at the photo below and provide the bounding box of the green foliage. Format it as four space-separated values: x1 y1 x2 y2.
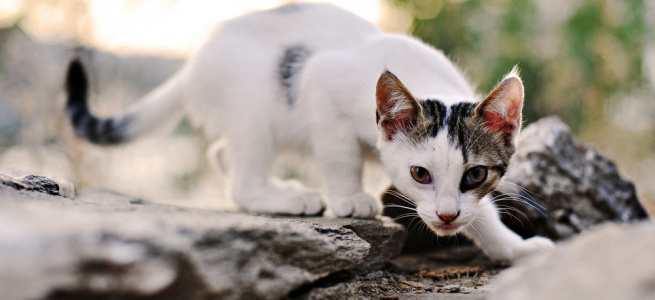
392 0 645 132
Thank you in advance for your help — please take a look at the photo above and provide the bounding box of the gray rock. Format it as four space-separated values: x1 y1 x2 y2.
291 244 502 299
0 173 62 196
497 116 647 239
0 186 405 300
0 172 75 198
491 222 655 300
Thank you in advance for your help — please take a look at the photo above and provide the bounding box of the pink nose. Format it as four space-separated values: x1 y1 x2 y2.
438 211 460 223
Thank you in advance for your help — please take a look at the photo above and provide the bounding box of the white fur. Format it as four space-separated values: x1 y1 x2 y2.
118 3 553 262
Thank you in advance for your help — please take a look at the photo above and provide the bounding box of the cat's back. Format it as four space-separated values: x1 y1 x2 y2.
204 3 380 51
184 3 381 140
305 34 477 107
361 34 477 103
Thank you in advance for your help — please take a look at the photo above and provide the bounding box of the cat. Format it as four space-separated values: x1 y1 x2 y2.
65 3 553 261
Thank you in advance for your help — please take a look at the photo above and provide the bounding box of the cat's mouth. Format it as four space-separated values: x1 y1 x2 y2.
427 222 462 236
438 224 457 230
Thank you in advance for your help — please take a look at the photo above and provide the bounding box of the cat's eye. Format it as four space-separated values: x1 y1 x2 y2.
461 166 488 190
410 166 432 184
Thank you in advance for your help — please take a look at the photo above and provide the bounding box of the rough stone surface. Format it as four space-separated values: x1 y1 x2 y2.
499 116 648 239
0 184 405 300
0 173 62 196
491 221 655 300
292 246 501 299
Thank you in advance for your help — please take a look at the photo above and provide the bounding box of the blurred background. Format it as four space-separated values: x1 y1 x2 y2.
0 0 653 214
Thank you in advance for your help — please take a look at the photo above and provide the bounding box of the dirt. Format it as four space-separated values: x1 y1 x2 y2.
293 245 506 299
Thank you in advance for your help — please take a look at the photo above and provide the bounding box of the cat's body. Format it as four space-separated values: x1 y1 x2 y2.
66 3 553 261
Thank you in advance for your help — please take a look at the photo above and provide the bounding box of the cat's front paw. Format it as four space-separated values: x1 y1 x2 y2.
292 191 327 216
502 236 555 262
484 236 554 263
520 236 555 257
234 190 325 216
330 192 381 218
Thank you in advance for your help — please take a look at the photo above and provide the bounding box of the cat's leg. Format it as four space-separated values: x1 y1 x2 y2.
206 138 228 174
312 125 381 218
462 195 554 262
227 132 325 215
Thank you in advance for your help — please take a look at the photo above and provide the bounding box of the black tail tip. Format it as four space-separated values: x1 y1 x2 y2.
66 58 88 95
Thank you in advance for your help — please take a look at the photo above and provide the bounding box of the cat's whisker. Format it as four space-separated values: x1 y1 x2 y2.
470 216 493 232
383 203 417 211
496 209 526 228
384 197 417 208
477 200 494 209
397 215 420 235
390 213 419 221
495 204 531 220
498 182 549 218
384 190 417 206
454 231 460 251
406 215 423 234
494 192 547 212
469 222 485 247
490 193 547 213
504 181 541 198
392 213 420 222
495 205 531 228
490 195 547 217
419 222 431 240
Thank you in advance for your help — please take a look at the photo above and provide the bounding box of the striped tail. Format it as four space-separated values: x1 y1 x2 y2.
66 59 131 144
65 59 187 145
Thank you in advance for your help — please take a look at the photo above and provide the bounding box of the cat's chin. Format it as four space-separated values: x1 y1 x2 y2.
426 222 463 236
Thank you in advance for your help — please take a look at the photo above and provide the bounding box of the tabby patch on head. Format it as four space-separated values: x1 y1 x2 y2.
375 68 524 235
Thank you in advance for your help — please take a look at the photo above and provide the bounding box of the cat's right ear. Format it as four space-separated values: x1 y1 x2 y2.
376 71 422 141
474 68 524 145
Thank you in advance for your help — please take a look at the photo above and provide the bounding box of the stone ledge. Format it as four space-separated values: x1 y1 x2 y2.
0 187 405 300
491 221 655 300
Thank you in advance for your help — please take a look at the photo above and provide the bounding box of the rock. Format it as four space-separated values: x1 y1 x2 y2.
0 184 405 300
0 171 75 198
499 116 648 239
292 245 501 299
491 222 655 300
0 173 61 196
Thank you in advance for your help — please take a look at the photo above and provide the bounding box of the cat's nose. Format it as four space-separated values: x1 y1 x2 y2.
437 210 460 223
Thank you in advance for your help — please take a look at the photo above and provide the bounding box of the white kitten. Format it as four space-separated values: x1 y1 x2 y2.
65 3 553 261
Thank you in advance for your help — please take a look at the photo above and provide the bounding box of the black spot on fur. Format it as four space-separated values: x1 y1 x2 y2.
65 59 130 145
446 102 476 157
279 45 310 107
419 99 447 137
269 3 305 14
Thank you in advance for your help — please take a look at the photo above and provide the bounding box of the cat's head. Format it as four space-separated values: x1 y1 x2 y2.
375 69 524 236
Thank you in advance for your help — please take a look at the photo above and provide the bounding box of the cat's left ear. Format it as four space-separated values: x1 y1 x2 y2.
475 67 524 145
376 71 422 141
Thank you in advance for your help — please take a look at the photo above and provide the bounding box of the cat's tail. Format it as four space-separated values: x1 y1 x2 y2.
65 58 187 144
